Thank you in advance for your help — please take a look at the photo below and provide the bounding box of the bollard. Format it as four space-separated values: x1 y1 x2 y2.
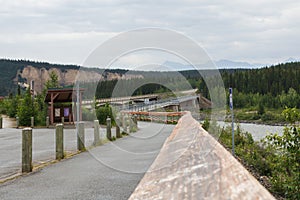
56 124 64 160
0 116 2 129
116 117 121 138
31 117 34 128
122 115 127 133
77 122 85 151
106 117 112 140
46 116 49 128
119 114 123 127
22 128 32 173
16 116 19 129
61 117 64 124
134 114 138 129
94 120 100 145
127 116 133 133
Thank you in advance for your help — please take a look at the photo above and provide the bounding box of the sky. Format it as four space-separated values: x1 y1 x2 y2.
0 0 299 69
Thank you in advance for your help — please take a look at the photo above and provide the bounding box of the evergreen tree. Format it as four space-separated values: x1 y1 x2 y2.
17 89 35 126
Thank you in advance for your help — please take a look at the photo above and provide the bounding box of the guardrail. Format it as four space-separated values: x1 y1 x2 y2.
123 111 185 124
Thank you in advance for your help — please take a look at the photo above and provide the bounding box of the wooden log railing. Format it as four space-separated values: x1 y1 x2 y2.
129 112 275 200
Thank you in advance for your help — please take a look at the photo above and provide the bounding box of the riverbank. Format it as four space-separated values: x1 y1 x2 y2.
200 108 294 126
204 107 299 200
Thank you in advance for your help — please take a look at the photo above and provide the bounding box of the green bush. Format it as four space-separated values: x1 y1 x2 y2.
202 118 209 130
263 108 300 199
261 112 275 121
17 89 35 126
96 103 115 125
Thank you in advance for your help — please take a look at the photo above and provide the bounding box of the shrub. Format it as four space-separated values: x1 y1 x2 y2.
96 103 115 125
17 89 35 126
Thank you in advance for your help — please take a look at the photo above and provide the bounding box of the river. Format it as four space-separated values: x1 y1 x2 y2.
217 121 284 141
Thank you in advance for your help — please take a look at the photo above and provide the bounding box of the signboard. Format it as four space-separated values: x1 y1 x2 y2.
64 108 69 117
55 108 60 117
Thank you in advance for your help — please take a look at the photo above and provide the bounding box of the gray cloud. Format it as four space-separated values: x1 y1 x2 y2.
0 0 299 66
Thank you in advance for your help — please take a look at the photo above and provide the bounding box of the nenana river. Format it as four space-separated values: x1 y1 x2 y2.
217 121 284 141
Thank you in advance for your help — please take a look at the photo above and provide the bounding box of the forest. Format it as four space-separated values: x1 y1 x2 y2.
84 61 300 110
0 59 299 124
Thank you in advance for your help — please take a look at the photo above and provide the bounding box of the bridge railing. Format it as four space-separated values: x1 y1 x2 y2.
122 111 185 124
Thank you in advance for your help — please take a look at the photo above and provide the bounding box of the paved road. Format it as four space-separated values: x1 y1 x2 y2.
0 122 174 200
0 127 98 179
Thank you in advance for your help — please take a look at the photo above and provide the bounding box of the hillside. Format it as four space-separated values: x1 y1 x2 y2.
0 59 299 99
0 59 142 96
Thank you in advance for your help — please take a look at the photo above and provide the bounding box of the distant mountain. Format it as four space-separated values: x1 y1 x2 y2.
284 57 299 63
215 59 266 68
161 61 194 71
162 59 266 70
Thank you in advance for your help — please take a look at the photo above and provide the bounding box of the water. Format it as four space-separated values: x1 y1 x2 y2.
217 121 284 141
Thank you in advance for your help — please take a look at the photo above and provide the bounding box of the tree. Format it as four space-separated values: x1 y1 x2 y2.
45 71 60 90
17 89 36 126
96 103 114 125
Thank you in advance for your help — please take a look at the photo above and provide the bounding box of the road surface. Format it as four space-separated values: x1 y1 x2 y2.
0 122 174 200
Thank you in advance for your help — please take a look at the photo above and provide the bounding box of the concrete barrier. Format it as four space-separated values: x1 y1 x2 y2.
129 112 275 200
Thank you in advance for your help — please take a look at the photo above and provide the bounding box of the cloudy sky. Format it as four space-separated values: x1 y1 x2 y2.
0 0 299 68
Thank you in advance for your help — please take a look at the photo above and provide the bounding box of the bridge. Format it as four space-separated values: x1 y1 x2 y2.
83 93 212 112
82 94 159 106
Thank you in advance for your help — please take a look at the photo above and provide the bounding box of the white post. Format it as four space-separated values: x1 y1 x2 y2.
229 88 234 156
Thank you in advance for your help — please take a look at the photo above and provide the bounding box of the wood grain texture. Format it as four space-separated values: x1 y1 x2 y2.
129 112 275 200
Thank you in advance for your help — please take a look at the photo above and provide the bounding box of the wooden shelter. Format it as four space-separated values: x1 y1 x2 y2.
44 88 84 125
